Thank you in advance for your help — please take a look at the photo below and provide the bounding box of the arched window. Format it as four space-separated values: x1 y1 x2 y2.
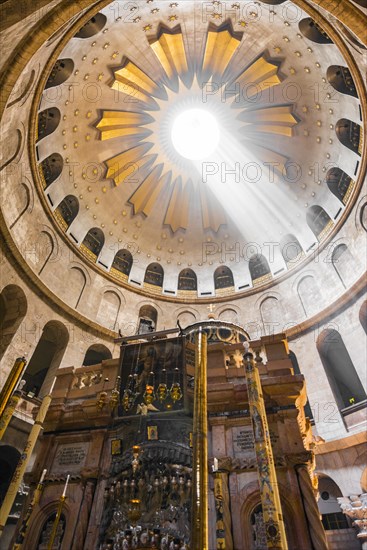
214 266 234 289
280 234 303 265
298 18 333 44
37 512 66 548
81 227 105 260
24 321 69 398
250 504 267 549
39 153 63 188
74 13 107 38
137 305 158 334
45 59 74 89
306 205 332 240
37 108 61 141
317 329 366 409
336 119 362 155
0 285 27 361
82 344 112 366
326 66 358 98
111 249 133 277
178 269 197 291
331 243 356 288
55 195 79 229
144 263 164 287
248 255 271 283
317 476 349 531
326 167 353 204
359 300 366 334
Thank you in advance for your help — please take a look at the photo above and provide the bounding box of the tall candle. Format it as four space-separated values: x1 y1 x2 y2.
61 475 70 498
39 469 47 484
49 377 57 395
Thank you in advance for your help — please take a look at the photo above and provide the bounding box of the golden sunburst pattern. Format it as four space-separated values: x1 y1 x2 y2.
97 23 298 233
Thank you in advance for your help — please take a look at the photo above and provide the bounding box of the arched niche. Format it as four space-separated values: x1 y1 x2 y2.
82 344 112 366
178 269 197 291
326 66 358 98
24 321 69 398
0 445 21 503
144 263 164 287
360 203 367 232
55 195 79 229
177 310 196 327
326 167 353 204
45 58 74 89
74 13 107 38
260 296 282 336
335 118 362 155
316 329 366 410
81 227 105 260
280 234 303 265
298 18 333 44
67 266 87 309
111 249 133 277
306 205 332 240
9 182 31 229
137 305 158 334
96 290 121 330
331 243 357 288
297 274 322 317
359 300 367 334
37 107 61 141
317 475 349 531
37 230 56 276
218 308 239 324
214 266 234 289
39 153 63 188
248 255 271 283
0 285 27 361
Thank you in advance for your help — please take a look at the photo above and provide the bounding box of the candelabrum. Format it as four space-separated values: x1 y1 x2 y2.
101 462 192 549
97 377 121 411
338 493 367 549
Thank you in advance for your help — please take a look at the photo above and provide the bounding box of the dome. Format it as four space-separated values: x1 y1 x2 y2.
0 1 366 547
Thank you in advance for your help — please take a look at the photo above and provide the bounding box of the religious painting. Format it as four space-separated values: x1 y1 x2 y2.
118 337 186 416
147 425 158 440
111 439 122 456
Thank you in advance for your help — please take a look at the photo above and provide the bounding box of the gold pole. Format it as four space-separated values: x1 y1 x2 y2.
243 346 288 550
0 380 55 535
0 391 22 441
191 329 208 550
46 475 69 550
13 469 47 549
0 357 27 418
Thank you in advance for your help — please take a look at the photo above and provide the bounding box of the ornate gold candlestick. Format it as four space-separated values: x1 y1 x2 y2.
243 344 288 550
191 329 208 549
0 379 55 534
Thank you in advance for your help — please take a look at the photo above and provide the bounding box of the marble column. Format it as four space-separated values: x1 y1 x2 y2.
295 465 328 550
338 493 367 549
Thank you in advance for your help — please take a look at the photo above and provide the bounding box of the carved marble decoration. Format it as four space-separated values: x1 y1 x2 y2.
338 494 367 549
